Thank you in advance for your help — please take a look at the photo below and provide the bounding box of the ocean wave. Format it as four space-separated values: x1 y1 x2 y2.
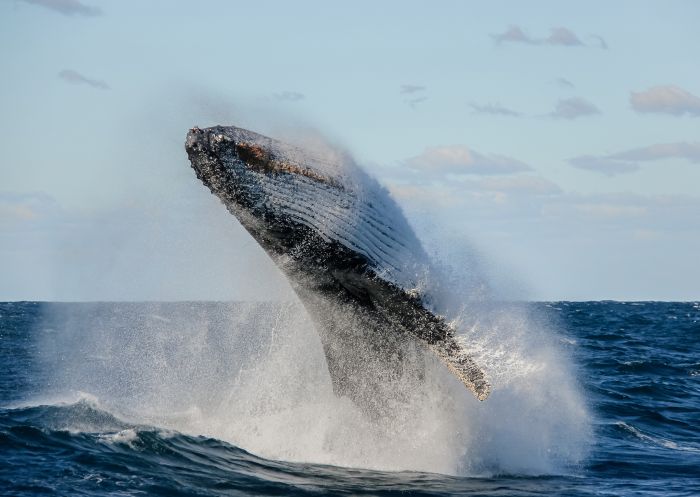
615 421 700 453
1 400 589 496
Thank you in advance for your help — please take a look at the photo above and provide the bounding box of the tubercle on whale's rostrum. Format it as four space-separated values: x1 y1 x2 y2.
185 125 490 403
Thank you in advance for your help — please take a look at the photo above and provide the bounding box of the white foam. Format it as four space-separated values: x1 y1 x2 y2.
617 422 700 453
99 429 139 447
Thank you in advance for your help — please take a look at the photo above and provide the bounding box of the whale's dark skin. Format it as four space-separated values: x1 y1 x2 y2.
185 125 490 410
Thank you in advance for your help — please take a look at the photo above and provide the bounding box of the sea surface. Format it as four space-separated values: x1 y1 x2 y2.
1 301 699 496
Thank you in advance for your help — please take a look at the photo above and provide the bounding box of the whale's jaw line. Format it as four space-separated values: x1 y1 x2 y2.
185 125 490 404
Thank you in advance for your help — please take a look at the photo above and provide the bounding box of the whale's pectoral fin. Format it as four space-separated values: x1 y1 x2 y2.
429 336 491 401
333 271 491 402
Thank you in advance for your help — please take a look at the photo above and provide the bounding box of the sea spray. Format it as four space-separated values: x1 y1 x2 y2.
35 299 590 475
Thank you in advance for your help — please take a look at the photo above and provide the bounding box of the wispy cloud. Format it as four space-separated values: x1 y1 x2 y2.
492 25 604 48
630 85 700 116
58 69 109 90
492 25 535 45
570 141 700 176
20 0 102 17
549 97 600 119
400 84 426 94
469 102 521 117
463 175 562 195
569 156 639 176
400 84 427 108
612 142 700 163
554 192 698 225
404 145 532 176
589 34 609 50
273 91 305 102
546 27 584 46
405 96 427 109
573 201 646 219
556 78 575 89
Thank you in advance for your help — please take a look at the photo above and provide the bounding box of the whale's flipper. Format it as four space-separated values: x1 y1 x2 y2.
185 125 490 405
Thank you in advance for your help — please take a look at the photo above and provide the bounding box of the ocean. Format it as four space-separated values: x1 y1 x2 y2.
1 301 699 496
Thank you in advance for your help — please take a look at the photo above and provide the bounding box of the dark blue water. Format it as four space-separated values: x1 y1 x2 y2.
1 301 699 496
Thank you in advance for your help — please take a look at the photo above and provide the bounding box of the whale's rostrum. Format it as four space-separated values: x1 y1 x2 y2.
185 125 490 411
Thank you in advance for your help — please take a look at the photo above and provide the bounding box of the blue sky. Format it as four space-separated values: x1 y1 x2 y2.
1 0 699 301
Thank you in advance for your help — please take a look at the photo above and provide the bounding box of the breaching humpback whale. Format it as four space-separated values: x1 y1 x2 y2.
185 125 490 407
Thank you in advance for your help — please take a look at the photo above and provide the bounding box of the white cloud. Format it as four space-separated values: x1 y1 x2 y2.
549 97 600 119
630 85 700 116
404 145 532 176
21 0 101 17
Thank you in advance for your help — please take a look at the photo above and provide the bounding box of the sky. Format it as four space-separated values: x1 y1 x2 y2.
1 0 699 301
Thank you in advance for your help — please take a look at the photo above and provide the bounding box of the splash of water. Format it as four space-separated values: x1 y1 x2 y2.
33 126 590 476
36 295 590 476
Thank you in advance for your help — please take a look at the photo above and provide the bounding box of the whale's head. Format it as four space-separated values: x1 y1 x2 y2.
186 125 344 200
185 125 363 259
184 124 428 280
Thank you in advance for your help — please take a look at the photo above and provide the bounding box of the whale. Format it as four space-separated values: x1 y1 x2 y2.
185 125 490 410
